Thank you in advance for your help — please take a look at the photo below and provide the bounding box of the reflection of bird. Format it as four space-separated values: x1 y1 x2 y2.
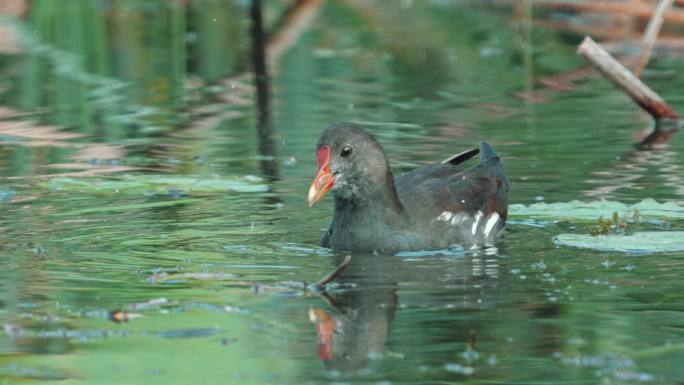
307 123 509 253
308 254 398 373
306 251 506 375
309 308 335 361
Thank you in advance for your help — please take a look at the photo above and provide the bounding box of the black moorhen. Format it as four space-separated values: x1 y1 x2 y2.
308 122 509 253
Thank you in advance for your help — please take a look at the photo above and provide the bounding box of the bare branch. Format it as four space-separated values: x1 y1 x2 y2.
577 36 678 119
634 0 676 78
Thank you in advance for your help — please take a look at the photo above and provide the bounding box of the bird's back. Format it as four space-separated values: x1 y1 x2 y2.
395 142 509 248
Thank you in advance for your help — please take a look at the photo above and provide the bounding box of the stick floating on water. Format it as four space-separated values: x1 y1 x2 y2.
311 255 352 289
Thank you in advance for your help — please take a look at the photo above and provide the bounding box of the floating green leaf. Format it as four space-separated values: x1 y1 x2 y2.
510 199 684 222
554 231 684 254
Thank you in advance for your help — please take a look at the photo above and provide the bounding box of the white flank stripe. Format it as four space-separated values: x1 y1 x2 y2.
483 212 501 238
471 211 483 235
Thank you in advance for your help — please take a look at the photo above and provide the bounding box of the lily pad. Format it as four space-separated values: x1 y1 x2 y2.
41 175 269 195
510 199 684 222
554 231 684 254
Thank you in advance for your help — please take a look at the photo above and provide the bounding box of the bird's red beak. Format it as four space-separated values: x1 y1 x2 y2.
308 146 334 207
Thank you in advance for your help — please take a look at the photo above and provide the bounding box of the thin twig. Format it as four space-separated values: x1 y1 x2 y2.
311 255 352 288
634 0 675 78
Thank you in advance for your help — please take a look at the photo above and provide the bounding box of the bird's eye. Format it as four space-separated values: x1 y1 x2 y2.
340 145 353 158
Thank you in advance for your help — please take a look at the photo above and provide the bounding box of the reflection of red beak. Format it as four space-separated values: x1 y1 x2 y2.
309 307 335 361
308 146 334 207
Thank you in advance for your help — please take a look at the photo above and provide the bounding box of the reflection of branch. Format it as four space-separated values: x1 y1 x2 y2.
584 148 684 199
178 0 324 135
538 66 595 92
637 118 680 149
251 0 279 181
252 0 270 132
634 0 675 78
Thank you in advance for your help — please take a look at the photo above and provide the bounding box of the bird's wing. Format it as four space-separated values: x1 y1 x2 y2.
396 142 509 220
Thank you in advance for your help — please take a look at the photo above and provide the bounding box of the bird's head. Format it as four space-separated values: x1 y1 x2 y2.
307 123 391 207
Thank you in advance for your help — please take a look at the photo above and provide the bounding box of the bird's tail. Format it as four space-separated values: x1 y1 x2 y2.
478 141 500 165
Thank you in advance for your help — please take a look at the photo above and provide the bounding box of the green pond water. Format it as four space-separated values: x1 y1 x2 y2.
1 1 684 384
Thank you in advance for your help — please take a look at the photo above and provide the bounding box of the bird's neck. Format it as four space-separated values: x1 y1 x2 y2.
332 174 406 226
326 171 418 253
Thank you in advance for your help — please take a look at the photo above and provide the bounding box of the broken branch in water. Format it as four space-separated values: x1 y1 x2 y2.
311 255 352 289
634 0 676 78
577 36 679 120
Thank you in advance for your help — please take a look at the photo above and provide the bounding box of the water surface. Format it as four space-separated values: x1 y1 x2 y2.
0 1 683 384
